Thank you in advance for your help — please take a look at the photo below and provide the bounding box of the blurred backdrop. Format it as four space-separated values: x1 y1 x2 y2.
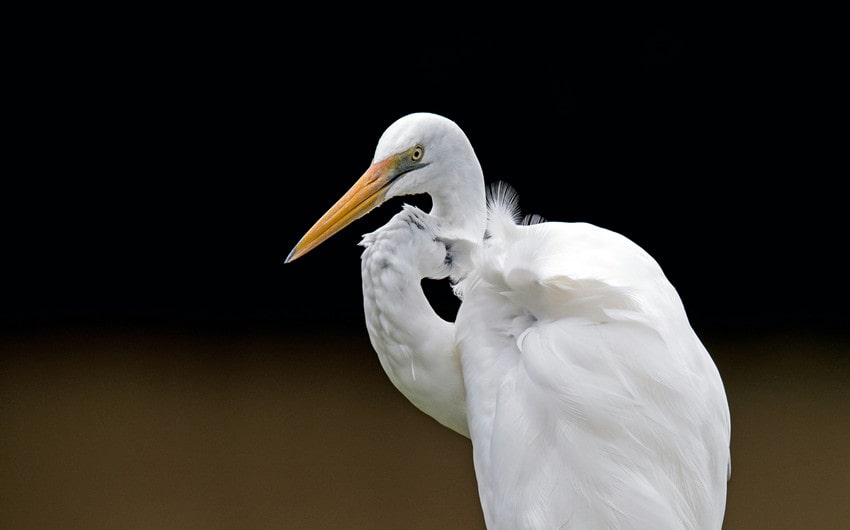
2 19 847 529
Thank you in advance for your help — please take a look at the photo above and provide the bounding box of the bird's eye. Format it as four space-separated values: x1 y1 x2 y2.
411 145 424 161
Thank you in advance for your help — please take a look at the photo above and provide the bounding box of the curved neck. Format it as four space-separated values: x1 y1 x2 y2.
430 155 487 246
360 227 469 437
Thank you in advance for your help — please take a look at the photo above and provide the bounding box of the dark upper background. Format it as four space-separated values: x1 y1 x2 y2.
3 22 844 337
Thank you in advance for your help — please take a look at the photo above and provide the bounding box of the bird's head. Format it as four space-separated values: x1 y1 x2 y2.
286 112 481 263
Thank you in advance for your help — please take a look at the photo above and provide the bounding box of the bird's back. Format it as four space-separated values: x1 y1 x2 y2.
454 185 730 529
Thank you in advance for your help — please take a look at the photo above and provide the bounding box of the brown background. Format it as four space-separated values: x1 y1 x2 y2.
2 326 848 529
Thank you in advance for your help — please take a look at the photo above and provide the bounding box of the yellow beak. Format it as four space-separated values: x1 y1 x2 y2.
285 156 398 263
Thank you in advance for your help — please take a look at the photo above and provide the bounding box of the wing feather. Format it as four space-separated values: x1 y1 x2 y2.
456 184 730 528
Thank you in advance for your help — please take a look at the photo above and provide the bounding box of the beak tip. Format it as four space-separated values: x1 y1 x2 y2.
286 162 390 266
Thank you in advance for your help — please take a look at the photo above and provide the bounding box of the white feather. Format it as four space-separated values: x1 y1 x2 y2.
456 183 729 528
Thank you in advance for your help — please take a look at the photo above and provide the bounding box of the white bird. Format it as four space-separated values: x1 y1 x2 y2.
286 112 731 529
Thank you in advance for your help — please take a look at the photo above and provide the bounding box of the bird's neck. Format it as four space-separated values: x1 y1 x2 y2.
360 229 469 438
429 159 487 247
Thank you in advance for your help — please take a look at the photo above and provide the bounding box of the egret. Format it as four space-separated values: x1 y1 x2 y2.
286 112 731 529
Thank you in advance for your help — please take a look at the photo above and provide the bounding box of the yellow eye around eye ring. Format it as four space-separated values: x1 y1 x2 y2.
411 145 424 161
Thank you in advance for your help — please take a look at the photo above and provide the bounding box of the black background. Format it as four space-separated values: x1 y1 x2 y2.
3 23 844 336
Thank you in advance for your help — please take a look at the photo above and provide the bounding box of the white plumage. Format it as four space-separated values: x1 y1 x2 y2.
287 112 731 529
